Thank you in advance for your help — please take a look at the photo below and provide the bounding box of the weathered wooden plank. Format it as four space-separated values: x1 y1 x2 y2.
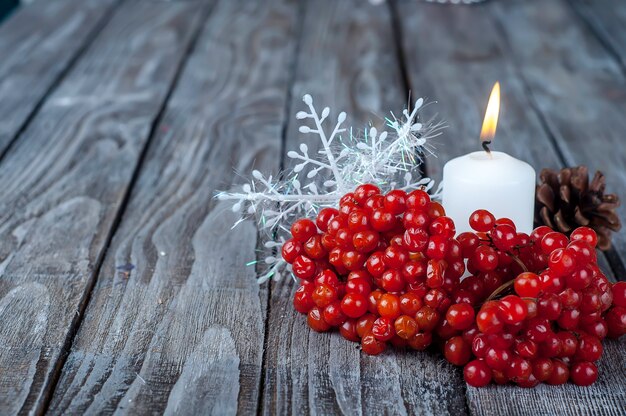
0 0 117 156
395 1 626 415
569 0 626 71
0 2 205 414
261 1 468 414
47 0 299 414
491 0 626 279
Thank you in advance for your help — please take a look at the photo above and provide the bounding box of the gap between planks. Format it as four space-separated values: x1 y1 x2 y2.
256 0 307 415
36 2 216 415
0 0 122 164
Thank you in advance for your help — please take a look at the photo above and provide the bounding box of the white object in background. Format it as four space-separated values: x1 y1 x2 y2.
442 82 536 234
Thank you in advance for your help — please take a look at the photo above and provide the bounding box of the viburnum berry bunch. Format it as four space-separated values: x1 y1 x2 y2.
282 184 626 388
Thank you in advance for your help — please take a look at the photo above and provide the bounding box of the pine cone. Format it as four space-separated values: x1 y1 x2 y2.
535 166 621 250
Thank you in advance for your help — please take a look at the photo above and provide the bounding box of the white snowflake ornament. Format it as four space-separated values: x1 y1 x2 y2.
217 94 444 283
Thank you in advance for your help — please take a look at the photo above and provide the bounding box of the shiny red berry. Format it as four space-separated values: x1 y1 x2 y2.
464 359 492 387
291 218 317 242
469 209 496 232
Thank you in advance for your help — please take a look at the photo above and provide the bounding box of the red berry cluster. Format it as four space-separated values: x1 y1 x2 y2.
281 185 626 387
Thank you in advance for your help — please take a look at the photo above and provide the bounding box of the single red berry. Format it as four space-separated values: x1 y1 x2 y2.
356 314 376 338
402 260 427 284
345 277 371 296
281 239 303 264
361 333 387 355
429 216 456 238
457 232 480 258
427 201 446 219
507 356 532 383
436 318 459 340
524 317 551 343
548 248 577 277
464 359 492 387
537 293 562 320
341 293 368 318
403 227 429 252
476 302 504 334
403 209 430 229
316 207 339 232
406 189 430 209
426 235 449 260
293 285 315 314
471 334 489 358
566 265 593 291
444 336 471 366
606 306 626 338
557 308 581 330
394 315 418 339
612 282 626 307
473 245 499 272
426 259 445 289
399 292 423 316
323 301 347 326
353 230 379 253
354 184 381 205
556 331 578 357
307 307 331 332
339 319 360 342
566 240 596 264
576 334 603 362
370 209 396 232
469 209 496 232
514 272 542 298
384 190 407 215
291 218 317 242
540 232 569 255
378 293 401 319
348 209 370 232
371 317 395 341
312 284 337 308
446 303 475 331
515 339 538 359
492 224 518 252
292 255 316 280
570 226 598 248
532 358 554 382
304 235 327 259
570 361 598 386
497 295 528 324
530 226 553 243
415 306 440 332
485 347 511 371
545 360 569 385
380 269 405 293
341 250 366 271
366 251 386 277
408 332 433 350
384 246 409 269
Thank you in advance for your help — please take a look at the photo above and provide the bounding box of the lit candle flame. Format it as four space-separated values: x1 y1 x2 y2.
480 82 500 154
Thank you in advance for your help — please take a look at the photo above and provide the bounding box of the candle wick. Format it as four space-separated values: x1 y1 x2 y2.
482 140 492 158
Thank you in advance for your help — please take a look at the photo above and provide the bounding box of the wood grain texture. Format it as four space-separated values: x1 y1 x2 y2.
490 0 626 278
396 1 626 414
569 0 626 71
0 2 204 414
48 0 299 414
0 0 117 156
261 1 467 415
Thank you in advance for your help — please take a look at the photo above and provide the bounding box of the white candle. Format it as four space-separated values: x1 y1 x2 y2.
442 151 536 234
441 82 536 234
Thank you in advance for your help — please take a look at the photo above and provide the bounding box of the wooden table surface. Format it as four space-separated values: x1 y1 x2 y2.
0 0 624 414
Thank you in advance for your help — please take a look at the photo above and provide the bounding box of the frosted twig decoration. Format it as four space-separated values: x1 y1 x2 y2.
217 94 444 283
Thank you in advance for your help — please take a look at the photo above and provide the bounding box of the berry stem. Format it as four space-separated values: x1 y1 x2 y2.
485 279 515 302
507 253 529 273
